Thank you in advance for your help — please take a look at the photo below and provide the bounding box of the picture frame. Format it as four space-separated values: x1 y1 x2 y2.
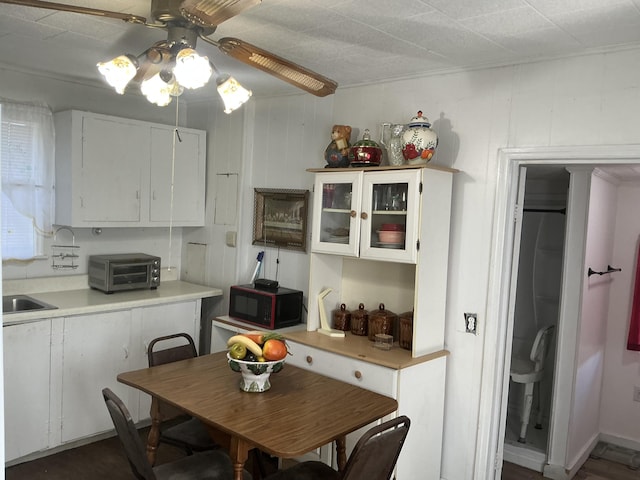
253 188 309 252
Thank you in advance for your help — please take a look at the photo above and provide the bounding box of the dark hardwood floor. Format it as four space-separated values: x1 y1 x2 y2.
5 428 186 480
5 426 277 480
503 459 640 480
6 430 639 480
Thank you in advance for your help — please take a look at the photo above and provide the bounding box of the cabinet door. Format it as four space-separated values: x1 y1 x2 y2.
360 169 420 263
81 116 148 223
61 311 134 442
135 301 199 419
311 171 362 256
3 320 52 461
149 126 205 225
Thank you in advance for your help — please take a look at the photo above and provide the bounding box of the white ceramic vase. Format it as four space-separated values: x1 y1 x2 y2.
401 111 438 164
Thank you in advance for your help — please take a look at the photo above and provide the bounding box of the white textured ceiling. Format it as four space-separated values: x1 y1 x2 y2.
1 0 640 100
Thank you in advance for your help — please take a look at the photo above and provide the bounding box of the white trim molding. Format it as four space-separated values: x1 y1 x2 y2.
474 145 640 480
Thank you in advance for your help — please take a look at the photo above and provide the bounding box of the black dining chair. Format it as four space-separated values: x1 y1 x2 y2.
147 333 218 456
102 387 252 480
264 415 411 480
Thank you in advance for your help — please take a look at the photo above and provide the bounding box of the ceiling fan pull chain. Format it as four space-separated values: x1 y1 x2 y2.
167 97 179 272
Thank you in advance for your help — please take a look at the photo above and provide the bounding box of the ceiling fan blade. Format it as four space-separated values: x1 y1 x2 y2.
0 0 146 23
217 37 337 97
180 0 261 27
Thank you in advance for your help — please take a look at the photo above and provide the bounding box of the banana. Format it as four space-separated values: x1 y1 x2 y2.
227 335 262 357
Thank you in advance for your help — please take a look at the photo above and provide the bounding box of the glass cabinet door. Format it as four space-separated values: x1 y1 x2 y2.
360 169 420 263
311 171 362 256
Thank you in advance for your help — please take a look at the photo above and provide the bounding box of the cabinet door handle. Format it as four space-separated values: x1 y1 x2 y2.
306 355 313 365
354 370 362 379
123 346 129 359
360 212 368 220
350 210 357 218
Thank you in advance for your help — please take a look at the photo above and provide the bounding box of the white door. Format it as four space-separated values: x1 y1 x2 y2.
81 116 147 223
135 301 199 419
61 311 133 442
3 320 52 461
149 127 204 224
494 165 529 478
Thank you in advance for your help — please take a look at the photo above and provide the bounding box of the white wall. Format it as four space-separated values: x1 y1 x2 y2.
566 173 617 467
601 182 640 448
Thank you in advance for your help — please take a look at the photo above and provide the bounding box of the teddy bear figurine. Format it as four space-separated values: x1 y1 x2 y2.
324 124 352 168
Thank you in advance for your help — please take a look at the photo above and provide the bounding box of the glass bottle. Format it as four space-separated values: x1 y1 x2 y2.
388 124 406 166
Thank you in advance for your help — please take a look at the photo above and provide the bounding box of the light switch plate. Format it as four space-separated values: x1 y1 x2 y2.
225 231 237 247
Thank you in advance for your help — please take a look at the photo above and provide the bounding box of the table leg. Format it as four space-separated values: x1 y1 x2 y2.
335 436 347 471
229 436 252 480
146 399 161 466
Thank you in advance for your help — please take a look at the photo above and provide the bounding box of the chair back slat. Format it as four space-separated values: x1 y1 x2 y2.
341 415 410 480
148 333 198 367
102 388 156 480
147 333 199 422
530 325 555 371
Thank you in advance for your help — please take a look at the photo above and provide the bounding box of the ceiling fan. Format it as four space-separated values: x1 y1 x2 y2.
0 0 338 105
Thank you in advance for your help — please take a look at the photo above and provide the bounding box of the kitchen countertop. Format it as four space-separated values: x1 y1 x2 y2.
3 280 222 326
212 315 448 370
284 330 449 370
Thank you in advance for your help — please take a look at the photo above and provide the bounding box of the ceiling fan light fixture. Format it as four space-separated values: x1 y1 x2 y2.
173 48 213 89
97 54 138 94
141 70 179 106
216 74 252 114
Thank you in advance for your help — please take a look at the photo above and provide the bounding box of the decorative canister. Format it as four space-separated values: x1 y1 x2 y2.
350 303 368 336
399 310 414 350
333 303 351 331
349 129 383 167
368 303 397 341
401 110 438 164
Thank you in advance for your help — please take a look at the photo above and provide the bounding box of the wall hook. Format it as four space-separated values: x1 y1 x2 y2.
587 265 622 277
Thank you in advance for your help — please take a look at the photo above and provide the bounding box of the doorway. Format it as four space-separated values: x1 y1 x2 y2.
473 145 640 480
503 166 569 471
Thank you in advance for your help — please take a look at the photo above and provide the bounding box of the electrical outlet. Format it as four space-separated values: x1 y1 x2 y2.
634 386 640 402
464 313 478 335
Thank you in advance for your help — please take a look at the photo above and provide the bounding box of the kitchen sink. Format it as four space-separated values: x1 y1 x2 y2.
2 295 57 314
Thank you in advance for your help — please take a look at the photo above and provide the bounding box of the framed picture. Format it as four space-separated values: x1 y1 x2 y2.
253 188 309 252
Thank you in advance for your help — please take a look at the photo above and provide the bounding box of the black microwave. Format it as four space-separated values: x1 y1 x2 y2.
229 284 303 329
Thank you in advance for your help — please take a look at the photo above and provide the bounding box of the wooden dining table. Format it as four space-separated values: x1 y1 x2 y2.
117 351 398 480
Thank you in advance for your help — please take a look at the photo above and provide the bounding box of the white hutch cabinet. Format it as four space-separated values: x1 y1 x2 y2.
286 164 457 480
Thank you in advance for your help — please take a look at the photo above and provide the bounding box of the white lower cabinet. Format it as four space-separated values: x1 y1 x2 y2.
134 301 200 419
3 319 54 462
3 299 201 463
287 341 446 480
60 310 135 442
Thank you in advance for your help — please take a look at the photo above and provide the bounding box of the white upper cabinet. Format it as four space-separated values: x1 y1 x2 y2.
149 126 205 225
311 168 422 264
54 110 206 227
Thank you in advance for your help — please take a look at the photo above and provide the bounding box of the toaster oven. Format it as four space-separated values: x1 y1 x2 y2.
88 253 161 293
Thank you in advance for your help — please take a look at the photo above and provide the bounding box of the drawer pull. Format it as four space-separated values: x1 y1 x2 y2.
306 355 313 365
360 212 368 220
354 370 362 379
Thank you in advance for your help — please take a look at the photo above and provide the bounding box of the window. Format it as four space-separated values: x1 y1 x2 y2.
1 102 55 261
